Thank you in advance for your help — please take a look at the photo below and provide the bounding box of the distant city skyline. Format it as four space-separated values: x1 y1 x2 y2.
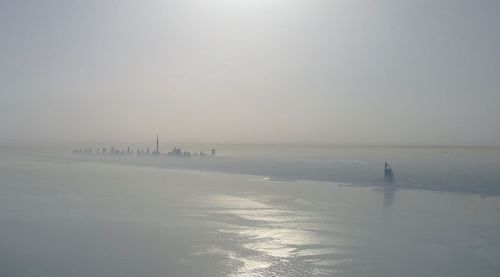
1 0 500 147
72 134 215 158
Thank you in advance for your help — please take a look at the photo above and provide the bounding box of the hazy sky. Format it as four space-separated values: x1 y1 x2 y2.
1 0 499 146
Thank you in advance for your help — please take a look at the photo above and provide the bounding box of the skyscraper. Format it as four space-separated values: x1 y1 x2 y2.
153 134 160 156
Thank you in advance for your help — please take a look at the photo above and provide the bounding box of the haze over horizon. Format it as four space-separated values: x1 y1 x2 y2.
1 0 500 146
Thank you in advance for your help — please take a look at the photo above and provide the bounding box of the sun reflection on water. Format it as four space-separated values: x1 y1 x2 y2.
191 194 354 276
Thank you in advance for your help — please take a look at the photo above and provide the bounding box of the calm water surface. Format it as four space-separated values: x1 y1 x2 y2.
0 152 499 276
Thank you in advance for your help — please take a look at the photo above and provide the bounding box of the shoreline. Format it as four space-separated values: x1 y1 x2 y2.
35 154 500 198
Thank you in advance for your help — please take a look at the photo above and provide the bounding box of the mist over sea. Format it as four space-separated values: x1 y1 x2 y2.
2 0 500 275
52 144 500 195
1 145 500 276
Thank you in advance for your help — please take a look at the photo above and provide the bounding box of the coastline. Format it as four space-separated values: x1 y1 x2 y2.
44 153 500 197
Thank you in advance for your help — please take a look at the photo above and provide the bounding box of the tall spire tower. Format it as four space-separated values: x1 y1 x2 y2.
156 133 159 154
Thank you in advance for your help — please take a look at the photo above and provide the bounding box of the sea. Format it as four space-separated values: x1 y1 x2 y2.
0 145 499 276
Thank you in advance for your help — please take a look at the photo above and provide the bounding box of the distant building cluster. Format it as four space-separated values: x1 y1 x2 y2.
72 135 216 159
